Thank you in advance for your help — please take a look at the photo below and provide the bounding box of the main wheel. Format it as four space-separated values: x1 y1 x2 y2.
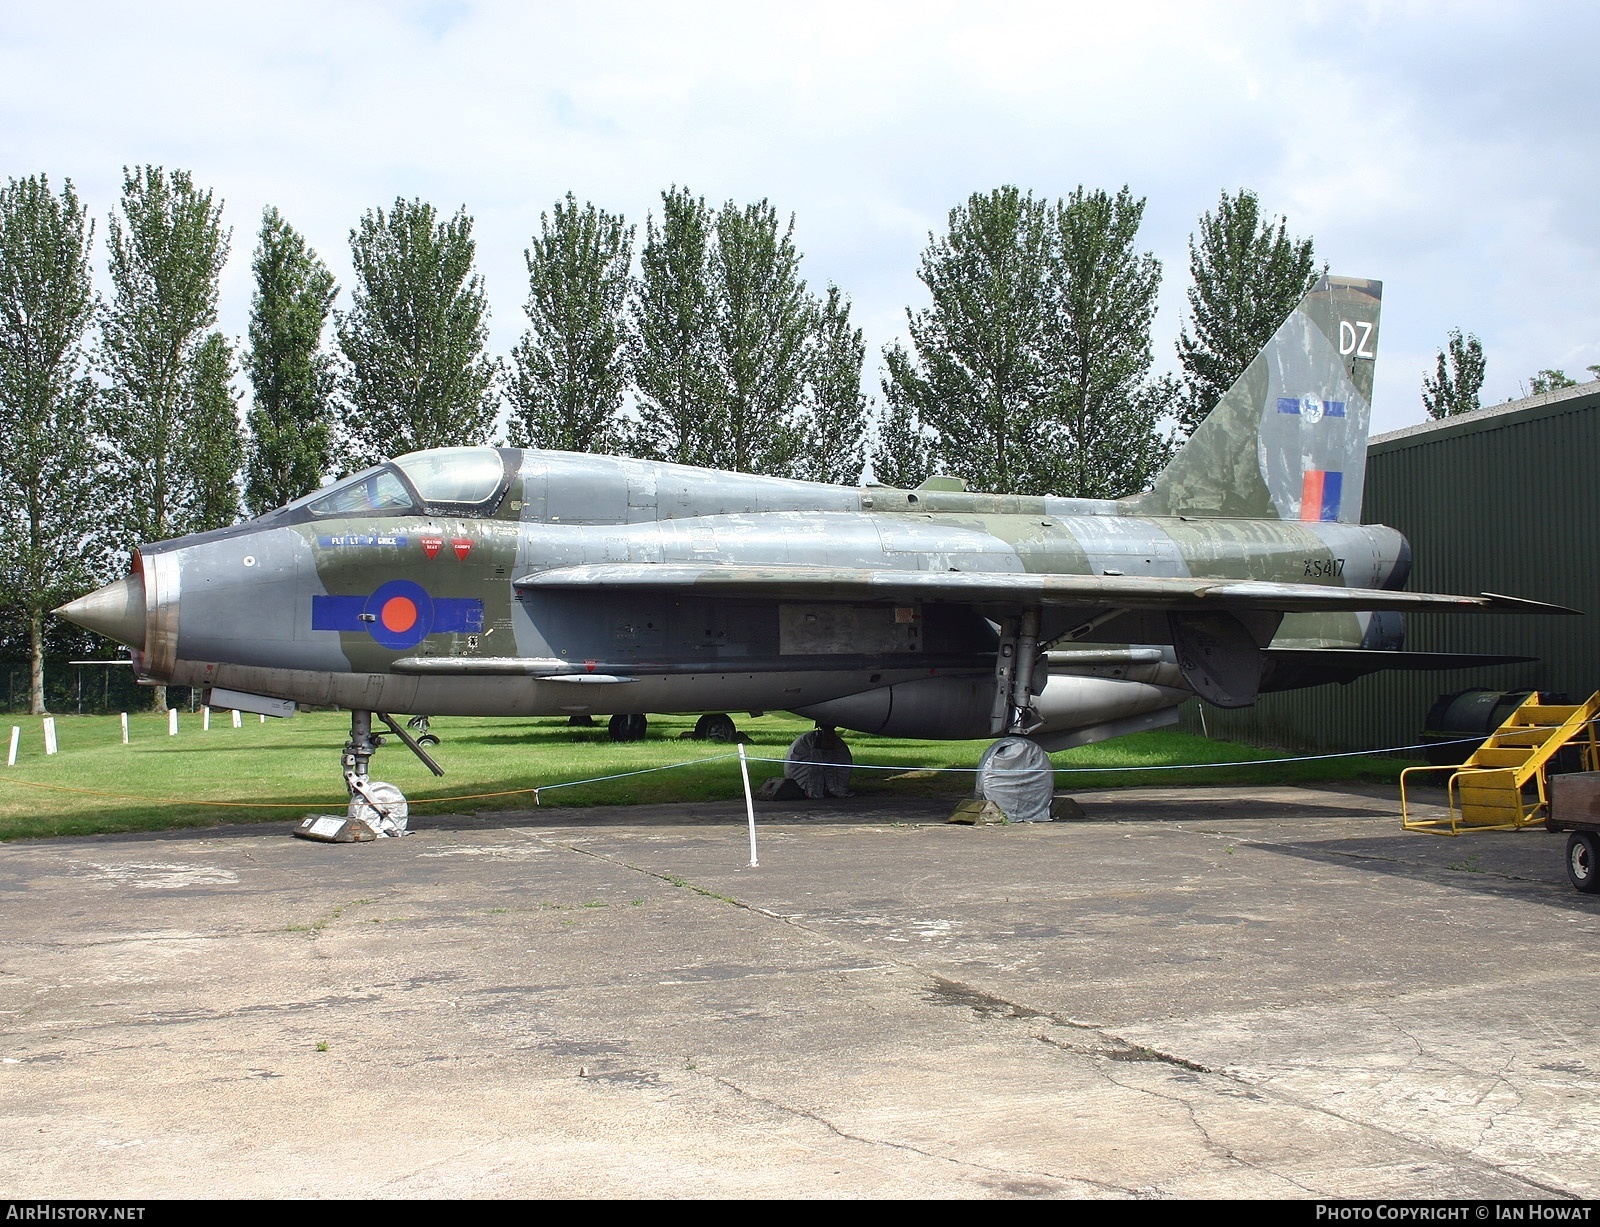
1566 831 1600 894
694 712 738 742
608 713 648 742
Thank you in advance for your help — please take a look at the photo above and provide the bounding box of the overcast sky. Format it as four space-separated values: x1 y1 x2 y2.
3 1 1596 438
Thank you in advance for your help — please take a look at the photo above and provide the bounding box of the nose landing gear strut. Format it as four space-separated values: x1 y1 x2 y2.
342 710 447 837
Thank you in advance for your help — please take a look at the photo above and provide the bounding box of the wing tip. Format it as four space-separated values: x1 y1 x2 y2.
1479 592 1584 615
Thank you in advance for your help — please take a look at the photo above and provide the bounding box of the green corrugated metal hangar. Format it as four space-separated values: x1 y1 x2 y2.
1182 380 1600 753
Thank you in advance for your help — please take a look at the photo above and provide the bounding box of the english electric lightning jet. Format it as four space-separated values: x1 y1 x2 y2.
57 276 1562 822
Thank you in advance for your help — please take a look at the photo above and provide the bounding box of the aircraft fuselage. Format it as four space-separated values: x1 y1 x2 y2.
107 449 1408 745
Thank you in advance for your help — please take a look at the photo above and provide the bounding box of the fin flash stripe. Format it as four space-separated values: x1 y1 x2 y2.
1299 470 1343 522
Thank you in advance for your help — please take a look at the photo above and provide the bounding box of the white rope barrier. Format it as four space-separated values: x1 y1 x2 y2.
743 734 1499 777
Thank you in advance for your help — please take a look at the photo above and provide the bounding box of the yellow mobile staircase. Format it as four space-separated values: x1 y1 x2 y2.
1401 692 1600 835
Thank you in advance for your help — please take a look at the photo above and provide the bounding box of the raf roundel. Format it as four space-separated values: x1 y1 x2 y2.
310 583 486 648
363 580 436 650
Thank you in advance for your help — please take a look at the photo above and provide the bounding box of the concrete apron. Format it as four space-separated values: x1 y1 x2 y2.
1 784 1595 1199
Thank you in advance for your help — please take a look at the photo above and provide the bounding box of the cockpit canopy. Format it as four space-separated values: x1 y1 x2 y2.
393 448 507 505
284 447 513 520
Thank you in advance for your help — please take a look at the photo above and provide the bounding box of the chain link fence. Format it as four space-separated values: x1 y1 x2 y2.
0 663 201 715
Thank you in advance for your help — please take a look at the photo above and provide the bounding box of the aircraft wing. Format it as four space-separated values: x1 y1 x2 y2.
516 564 1577 615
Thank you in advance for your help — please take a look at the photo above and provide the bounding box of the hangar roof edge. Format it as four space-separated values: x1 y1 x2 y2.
1370 380 1600 452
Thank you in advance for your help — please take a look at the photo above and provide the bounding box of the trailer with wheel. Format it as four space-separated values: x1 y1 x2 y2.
1548 773 1600 894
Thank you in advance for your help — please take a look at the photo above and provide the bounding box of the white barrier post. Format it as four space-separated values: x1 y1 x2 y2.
121 712 129 744
42 716 57 756
168 708 178 736
202 705 210 731
738 743 759 868
7 726 18 766
231 709 242 729
259 714 265 724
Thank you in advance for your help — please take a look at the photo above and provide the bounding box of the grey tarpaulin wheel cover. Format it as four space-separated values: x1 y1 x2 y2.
784 728 853 798
976 737 1054 823
1567 831 1600 894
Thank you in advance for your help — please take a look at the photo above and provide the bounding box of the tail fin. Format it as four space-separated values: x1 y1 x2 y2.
1137 275 1382 522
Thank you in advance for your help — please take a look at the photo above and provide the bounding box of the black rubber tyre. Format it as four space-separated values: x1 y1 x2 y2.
608 713 648 742
416 734 441 748
694 712 738 742
1566 831 1600 894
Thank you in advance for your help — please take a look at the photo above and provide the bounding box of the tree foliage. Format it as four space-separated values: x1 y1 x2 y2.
507 194 633 452
189 332 245 528
881 184 1170 497
626 187 716 465
882 186 1054 494
704 199 812 474
0 174 105 712
336 198 496 469
1421 328 1486 419
1046 186 1173 497
244 207 337 515
796 284 868 484
628 189 838 478
870 391 933 490
1527 368 1578 397
1175 189 1317 437
99 165 236 547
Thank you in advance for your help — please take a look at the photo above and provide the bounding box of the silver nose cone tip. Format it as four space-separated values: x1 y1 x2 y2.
55 574 146 651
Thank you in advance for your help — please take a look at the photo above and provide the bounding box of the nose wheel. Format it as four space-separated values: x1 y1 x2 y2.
339 710 446 837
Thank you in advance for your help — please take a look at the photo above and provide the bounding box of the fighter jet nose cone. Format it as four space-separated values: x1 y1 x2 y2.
55 574 146 651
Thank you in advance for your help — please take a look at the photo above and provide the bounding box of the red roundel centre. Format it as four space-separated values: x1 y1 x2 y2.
380 596 418 633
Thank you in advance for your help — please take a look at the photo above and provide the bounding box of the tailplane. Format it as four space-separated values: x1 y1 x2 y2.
1136 275 1382 522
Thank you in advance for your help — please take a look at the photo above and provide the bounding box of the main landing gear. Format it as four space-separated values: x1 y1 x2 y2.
339 709 446 838
974 605 1061 822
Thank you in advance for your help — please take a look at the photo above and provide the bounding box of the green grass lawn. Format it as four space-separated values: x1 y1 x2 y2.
0 708 1419 841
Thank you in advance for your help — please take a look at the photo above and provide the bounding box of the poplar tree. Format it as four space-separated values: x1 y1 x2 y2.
796 285 868 484
100 166 238 712
629 189 866 478
1175 189 1317 436
189 332 245 527
244 207 337 514
1044 186 1173 498
627 187 717 465
507 194 633 452
100 166 236 548
704 198 812 474
881 187 1055 495
869 394 933 489
0 175 103 713
1421 328 1487 418
336 198 496 469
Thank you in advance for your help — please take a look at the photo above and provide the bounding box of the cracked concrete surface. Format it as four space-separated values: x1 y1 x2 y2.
1 783 1596 1198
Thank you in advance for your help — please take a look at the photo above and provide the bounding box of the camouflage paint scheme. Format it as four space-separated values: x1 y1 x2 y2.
60 276 1556 750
